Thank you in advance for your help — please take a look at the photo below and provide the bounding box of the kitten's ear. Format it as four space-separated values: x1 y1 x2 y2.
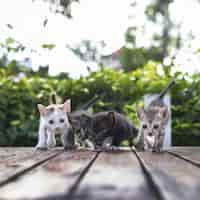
136 106 145 120
159 107 169 121
107 111 116 127
63 99 71 113
37 104 46 115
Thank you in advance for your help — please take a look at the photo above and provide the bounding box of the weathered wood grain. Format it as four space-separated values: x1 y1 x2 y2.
167 147 200 166
73 151 157 200
0 147 200 200
137 151 200 200
0 148 37 164
0 148 63 187
0 150 97 200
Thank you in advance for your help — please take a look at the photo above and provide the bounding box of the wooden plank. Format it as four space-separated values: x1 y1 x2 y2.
0 148 63 187
137 151 200 200
132 149 166 200
167 147 200 166
0 148 37 164
0 150 97 200
73 151 157 200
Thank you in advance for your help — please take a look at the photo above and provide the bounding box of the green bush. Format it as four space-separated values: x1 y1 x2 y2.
0 61 199 146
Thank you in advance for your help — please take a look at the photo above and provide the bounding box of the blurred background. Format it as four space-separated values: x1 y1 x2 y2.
0 0 200 146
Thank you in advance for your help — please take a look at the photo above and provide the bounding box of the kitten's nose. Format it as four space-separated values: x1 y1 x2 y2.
148 132 153 136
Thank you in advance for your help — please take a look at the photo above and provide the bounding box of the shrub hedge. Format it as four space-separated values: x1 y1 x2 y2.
0 61 199 146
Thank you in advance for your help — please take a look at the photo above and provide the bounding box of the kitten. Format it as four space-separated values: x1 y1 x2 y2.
36 94 75 150
137 80 175 152
69 111 95 148
78 111 139 149
68 94 101 148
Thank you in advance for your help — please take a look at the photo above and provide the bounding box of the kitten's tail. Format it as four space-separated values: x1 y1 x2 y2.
49 92 57 104
158 79 176 99
78 94 103 110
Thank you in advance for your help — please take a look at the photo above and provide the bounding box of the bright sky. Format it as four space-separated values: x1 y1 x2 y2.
0 0 200 77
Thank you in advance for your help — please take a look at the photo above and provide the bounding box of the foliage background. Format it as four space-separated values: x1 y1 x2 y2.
0 60 200 146
1 0 200 146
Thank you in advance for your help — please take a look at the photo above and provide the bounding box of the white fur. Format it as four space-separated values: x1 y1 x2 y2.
36 101 72 149
144 135 155 151
36 118 47 149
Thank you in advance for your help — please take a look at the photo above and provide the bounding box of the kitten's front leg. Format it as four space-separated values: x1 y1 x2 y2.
156 134 164 153
36 120 47 150
61 127 75 151
152 137 158 152
153 134 164 153
47 130 56 148
144 137 150 151
94 129 110 149
102 137 115 150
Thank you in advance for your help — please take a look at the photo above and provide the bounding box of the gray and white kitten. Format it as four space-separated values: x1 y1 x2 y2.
69 110 95 148
36 94 75 150
137 80 175 152
68 94 102 148
77 111 139 149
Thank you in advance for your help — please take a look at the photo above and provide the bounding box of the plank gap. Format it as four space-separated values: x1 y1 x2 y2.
0 150 98 200
0 151 63 187
131 148 167 200
66 151 101 199
73 150 156 200
166 151 200 168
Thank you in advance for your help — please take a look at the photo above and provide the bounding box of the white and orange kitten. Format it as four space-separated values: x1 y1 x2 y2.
36 99 75 150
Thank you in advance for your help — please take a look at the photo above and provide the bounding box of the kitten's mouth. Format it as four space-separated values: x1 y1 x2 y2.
55 128 61 134
146 135 155 147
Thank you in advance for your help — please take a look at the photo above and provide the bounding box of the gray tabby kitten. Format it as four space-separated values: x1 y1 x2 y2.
68 95 101 148
36 93 75 150
78 111 139 149
69 110 94 148
137 80 175 152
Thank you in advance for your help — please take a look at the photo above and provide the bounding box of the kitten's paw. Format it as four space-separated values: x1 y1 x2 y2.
137 147 145 152
152 148 163 153
94 145 102 150
157 148 164 153
35 145 48 151
64 145 77 151
47 142 56 148
104 146 119 151
135 145 145 151
152 149 157 153
110 146 119 151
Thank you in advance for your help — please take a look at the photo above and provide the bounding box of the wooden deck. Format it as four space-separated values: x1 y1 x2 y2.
0 147 200 200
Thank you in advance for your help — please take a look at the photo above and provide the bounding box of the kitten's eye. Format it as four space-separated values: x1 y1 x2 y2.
142 124 147 129
49 120 54 124
153 124 159 129
50 108 54 112
60 118 65 123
